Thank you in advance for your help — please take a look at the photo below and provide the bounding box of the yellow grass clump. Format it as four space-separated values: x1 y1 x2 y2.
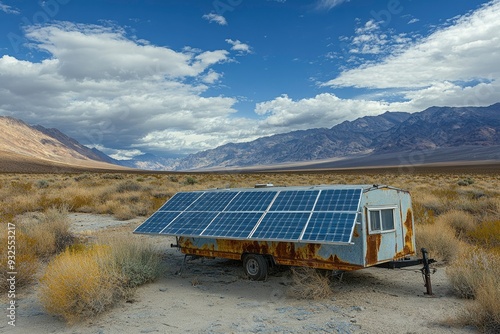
287 267 333 300
39 246 123 323
39 236 163 323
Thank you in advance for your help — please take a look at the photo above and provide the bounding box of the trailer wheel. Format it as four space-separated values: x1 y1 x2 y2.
243 254 268 280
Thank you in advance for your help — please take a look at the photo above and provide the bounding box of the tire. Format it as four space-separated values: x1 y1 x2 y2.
243 254 268 281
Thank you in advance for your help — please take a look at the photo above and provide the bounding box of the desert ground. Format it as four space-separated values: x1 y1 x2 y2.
0 214 475 334
1 168 499 333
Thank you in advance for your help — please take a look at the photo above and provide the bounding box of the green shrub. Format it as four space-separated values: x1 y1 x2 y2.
184 176 197 185
101 236 163 288
115 180 142 193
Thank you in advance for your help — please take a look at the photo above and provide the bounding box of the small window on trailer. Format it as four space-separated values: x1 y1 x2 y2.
368 207 396 233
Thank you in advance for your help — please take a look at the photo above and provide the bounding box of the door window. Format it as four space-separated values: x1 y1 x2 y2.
368 208 395 233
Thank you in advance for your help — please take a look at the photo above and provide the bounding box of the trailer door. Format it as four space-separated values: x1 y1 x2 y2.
366 206 402 262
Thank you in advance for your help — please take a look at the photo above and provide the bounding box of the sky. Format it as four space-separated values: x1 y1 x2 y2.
0 0 499 160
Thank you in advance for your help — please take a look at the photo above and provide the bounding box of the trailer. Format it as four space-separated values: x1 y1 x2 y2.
134 184 426 282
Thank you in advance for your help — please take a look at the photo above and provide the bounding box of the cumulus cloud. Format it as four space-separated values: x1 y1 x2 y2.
0 1 19 14
225 39 251 53
0 22 238 156
254 93 412 130
202 13 227 25
325 0 500 89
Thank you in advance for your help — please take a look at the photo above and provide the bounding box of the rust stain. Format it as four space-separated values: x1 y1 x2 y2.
352 225 360 238
394 208 416 259
365 233 381 265
403 208 415 254
180 237 363 271
365 206 381 265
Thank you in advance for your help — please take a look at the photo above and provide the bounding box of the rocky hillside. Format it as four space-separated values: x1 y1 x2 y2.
0 116 124 171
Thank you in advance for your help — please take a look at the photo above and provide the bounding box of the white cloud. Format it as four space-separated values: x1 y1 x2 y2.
325 0 500 89
202 13 227 26
225 39 251 53
0 22 238 156
254 93 412 130
24 23 228 81
315 0 349 11
408 18 420 24
202 69 222 84
0 1 19 14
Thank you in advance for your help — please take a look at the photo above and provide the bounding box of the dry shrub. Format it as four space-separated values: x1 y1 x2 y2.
461 280 500 334
447 248 500 333
467 220 500 248
287 267 333 300
99 235 163 288
20 207 74 257
39 246 124 323
115 180 142 193
0 232 39 291
415 222 461 263
112 205 136 220
436 209 475 237
39 236 163 323
447 247 500 299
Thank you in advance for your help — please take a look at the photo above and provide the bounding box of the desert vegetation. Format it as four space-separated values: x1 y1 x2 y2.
0 170 499 331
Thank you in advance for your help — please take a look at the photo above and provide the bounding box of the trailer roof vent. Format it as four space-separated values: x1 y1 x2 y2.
254 183 274 188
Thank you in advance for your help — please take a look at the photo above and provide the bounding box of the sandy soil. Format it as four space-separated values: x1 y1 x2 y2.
1 214 477 334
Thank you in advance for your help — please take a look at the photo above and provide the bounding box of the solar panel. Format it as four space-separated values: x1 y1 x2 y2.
251 212 310 240
134 211 181 234
160 211 219 236
158 192 203 211
134 186 363 245
224 191 277 211
202 212 262 238
187 191 238 211
269 190 319 212
314 189 362 211
301 212 358 243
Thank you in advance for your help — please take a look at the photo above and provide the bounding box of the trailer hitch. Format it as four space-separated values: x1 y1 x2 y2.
420 248 436 296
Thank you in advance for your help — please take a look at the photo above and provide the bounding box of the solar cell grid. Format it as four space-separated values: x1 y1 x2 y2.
187 191 238 211
301 212 357 243
314 189 361 212
202 212 262 238
160 211 219 236
134 211 181 234
269 190 319 212
252 212 310 240
158 192 203 212
224 191 277 212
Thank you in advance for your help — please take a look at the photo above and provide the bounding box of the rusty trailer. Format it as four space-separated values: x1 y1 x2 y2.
134 184 417 280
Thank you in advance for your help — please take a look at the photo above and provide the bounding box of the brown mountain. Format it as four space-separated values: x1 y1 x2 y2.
0 116 126 172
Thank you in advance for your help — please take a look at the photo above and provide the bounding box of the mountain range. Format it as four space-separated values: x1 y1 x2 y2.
1 103 499 172
171 103 500 170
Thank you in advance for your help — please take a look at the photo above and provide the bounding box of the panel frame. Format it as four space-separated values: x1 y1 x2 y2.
134 186 364 245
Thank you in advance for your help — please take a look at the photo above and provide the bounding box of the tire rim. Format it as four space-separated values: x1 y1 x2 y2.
246 258 259 276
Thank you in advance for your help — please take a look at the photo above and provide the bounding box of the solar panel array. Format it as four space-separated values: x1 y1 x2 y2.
134 187 363 244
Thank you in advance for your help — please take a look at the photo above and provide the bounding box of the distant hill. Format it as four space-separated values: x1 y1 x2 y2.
170 103 500 170
0 116 127 172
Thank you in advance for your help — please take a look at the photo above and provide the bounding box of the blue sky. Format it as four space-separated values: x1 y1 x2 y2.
1 0 499 159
